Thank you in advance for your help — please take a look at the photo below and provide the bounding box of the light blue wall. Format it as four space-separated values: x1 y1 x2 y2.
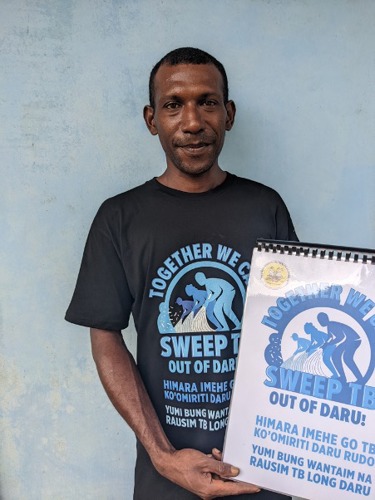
1 1 374 498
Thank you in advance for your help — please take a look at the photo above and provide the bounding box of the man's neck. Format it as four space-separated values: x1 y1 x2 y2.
157 167 227 193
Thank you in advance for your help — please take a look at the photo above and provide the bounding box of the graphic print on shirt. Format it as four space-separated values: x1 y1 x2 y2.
148 242 250 433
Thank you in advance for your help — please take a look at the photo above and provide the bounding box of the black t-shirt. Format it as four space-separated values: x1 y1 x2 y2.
66 173 296 499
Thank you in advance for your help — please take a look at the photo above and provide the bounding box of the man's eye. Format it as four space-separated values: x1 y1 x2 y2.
165 102 181 109
202 100 217 107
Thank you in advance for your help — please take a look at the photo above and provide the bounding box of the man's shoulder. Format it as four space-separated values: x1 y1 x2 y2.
91 179 157 226
97 178 157 211
104 178 156 204
227 173 283 199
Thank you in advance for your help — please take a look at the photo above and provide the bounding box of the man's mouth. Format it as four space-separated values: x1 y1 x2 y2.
179 142 211 151
185 143 205 148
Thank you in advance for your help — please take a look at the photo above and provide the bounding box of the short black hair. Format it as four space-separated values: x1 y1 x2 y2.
148 47 229 107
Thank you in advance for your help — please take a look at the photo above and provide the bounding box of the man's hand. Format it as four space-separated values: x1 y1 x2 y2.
154 447 261 499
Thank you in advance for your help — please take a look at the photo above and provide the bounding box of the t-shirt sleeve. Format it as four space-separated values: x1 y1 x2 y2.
275 194 299 242
65 203 133 331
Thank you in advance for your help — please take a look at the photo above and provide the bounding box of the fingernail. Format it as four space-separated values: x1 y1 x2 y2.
231 466 240 475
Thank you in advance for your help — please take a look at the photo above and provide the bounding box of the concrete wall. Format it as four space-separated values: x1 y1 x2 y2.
1 0 374 498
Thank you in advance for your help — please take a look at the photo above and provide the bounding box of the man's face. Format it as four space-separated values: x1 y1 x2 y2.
144 63 235 177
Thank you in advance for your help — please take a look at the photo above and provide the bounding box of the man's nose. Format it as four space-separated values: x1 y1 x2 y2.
181 104 204 133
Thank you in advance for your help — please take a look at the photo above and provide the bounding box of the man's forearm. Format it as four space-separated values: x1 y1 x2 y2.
90 328 174 471
90 328 260 499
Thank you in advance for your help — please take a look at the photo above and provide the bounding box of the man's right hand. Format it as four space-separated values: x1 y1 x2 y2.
154 447 261 499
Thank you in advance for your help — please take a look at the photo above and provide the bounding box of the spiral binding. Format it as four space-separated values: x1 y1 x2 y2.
256 239 375 264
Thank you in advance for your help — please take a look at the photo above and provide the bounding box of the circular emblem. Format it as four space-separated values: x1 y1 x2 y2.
261 262 289 289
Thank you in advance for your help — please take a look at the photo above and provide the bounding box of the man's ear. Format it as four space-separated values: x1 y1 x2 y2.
143 105 158 136
225 100 236 131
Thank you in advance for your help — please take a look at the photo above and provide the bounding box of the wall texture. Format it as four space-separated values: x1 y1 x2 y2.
1 1 374 498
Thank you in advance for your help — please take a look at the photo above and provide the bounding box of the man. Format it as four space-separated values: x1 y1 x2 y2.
66 47 297 499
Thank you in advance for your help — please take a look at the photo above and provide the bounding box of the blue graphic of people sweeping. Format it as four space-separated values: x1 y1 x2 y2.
184 284 222 330
194 272 242 331
303 322 327 356
282 313 363 384
162 271 242 334
290 333 310 357
175 297 194 323
317 312 362 383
